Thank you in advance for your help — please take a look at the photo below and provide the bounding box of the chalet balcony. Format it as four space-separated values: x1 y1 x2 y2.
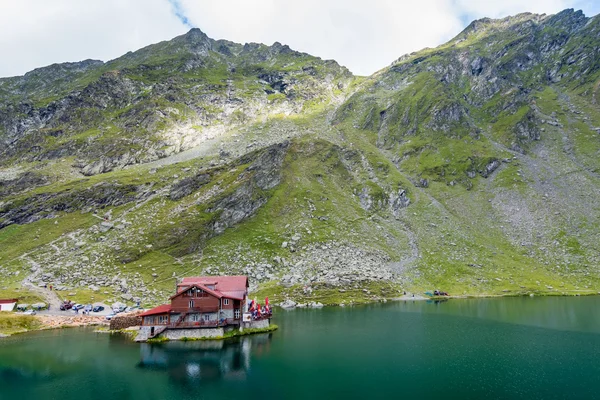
170 306 220 313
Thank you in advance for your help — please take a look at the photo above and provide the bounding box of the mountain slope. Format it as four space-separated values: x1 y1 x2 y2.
1 9 600 306
0 28 352 176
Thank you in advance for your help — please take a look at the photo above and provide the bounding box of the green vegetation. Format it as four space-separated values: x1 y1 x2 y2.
0 288 44 305
1 10 600 306
222 324 278 338
0 213 97 262
0 313 41 335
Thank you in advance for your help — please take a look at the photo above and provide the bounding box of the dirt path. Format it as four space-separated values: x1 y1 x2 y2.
21 278 63 310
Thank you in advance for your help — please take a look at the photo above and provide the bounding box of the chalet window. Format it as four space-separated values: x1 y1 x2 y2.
191 314 200 322
189 300 194 308
206 285 215 290
234 309 240 319
203 314 210 321
223 299 229 306
158 315 168 324
196 289 204 297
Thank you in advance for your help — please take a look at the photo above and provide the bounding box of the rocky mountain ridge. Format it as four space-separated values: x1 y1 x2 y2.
1 9 600 306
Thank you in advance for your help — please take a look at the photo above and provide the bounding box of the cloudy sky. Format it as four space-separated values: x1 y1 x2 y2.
1 0 599 78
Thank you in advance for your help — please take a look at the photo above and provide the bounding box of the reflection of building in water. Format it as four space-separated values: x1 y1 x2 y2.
138 333 272 384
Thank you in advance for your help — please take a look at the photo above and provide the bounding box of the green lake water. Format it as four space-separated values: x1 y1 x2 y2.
1 296 600 400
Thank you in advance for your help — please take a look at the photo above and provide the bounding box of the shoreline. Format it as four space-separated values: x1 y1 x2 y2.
277 289 600 309
2 292 598 337
0 313 108 337
144 324 279 343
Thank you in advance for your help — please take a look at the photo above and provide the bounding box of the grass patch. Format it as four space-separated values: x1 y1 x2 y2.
0 313 41 335
0 213 97 262
254 281 404 306
0 288 44 305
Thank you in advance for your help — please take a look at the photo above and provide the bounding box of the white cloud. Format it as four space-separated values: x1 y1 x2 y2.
178 0 465 75
0 0 186 77
0 0 598 78
454 0 574 18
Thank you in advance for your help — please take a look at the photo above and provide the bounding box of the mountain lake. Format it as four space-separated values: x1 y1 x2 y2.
1 296 599 399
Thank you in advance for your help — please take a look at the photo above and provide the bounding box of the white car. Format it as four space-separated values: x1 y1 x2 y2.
72 304 84 311
105 313 116 320
22 310 36 315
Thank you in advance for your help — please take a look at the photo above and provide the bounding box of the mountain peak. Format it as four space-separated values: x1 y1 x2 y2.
184 27 209 39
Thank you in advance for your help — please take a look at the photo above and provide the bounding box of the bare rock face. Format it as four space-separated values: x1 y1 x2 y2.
210 142 289 234
169 173 210 200
0 182 145 228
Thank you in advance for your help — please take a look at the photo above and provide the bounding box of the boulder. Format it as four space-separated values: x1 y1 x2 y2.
279 299 297 309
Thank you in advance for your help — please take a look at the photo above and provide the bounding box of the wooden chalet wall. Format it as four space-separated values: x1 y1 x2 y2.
171 288 220 313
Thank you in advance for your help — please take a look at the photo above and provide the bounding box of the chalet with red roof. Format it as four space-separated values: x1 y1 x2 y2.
0 299 17 312
136 275 271 341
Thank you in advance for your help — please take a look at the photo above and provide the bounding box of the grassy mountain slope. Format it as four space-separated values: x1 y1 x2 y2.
1 9 600 306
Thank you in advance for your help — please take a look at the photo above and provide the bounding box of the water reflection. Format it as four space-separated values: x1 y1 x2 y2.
396 296 600 333
425 299 449 305
138 333 272 384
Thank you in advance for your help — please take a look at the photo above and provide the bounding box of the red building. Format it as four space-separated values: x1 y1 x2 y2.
139 276 253 338
0 299 17 312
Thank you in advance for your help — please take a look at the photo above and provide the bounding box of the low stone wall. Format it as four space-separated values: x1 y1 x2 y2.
242 318 270 330
135 326 150 342
134 320 273 342
110 314 142 330
163 327 225 340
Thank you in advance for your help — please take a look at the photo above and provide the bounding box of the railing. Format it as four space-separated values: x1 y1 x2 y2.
173 312 187 327
171 306 219 313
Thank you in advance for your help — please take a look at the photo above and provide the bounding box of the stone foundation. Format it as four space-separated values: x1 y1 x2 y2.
242 319 270 330
134 318 271 342
163 328 225 340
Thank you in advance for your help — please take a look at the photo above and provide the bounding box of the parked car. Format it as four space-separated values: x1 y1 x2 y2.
92 305 104 313
112 305 127 313
23 310 36 315
83 304 93 313
105 313 116 321
60 301 73 311
72 304 84 311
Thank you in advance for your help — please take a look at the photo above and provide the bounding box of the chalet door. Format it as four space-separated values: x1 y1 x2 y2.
234 300 241 319
150 327 155 336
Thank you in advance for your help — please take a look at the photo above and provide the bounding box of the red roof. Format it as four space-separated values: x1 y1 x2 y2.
140 304 171 317
180 276 248 290
170 283 226 300
0 299 18 304
178 276 248 300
